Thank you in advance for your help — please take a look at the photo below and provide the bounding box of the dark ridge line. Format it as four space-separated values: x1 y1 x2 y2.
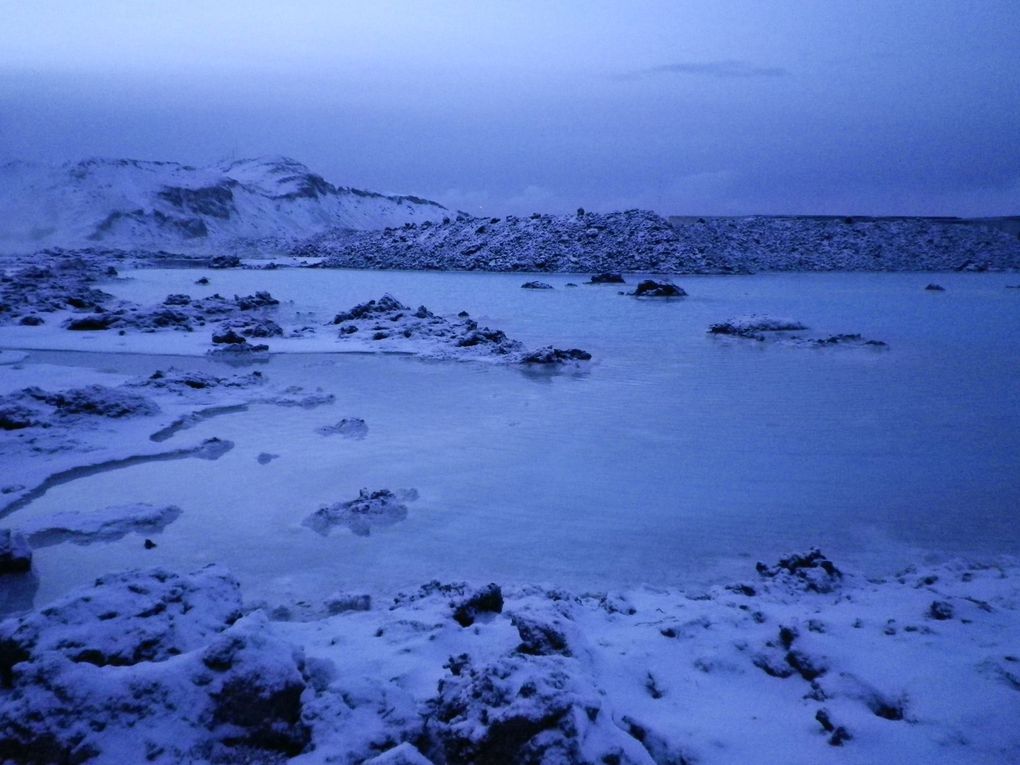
0 438 234 519
149 405 249 443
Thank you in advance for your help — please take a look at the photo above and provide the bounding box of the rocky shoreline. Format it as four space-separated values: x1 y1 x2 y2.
294 211 1020 274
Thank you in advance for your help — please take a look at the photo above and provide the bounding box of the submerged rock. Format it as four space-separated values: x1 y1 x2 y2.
521 281 554 289
925 283 946 291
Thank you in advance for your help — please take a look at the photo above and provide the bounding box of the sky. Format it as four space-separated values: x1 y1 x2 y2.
1 0 1018 217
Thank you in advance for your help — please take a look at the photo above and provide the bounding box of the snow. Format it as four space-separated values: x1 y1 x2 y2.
0 555 1017 763
0 157 451 255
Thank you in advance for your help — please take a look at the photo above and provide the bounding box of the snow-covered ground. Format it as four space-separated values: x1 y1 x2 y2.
2 263 1019 763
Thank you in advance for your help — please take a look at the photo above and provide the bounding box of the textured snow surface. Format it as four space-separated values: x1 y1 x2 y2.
299 210 1020 273
0 157 450 254
0 555 1018 764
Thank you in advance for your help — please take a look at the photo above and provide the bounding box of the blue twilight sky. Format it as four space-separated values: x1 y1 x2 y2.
1 1 1018 216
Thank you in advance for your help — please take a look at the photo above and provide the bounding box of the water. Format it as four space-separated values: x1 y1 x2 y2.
6 269 1020 606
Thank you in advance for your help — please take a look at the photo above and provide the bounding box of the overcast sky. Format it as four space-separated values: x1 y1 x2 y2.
1 1 1018 216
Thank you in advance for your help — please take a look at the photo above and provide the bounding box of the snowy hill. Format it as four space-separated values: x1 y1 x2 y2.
0 157 450 254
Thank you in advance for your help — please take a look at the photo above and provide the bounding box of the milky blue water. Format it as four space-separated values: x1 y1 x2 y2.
11 270 1020 605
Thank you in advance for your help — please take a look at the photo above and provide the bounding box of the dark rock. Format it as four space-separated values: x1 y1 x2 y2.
208 255 241 269
785 649 827 681
588 273 625 284
163 293 192 306
332 295 408 323
256 452 279 465
18 315 44 326
204 626 310 756
195 276 210 285
452 584 504 627
513 615 571 656
924 283 946 291
829 726 852 746
756 549 843 593
0 402 39 430
144 538 157 549
928 600 954 620
521 281 554 290
0 530 32 574
65 314 116 331
303 488 417 537
709 316 807 339
20 385 158 420
520 346 592 365
867 695 906 721
234 291 279 310
423 655 602 765
631 279 686 297
212 329 247 345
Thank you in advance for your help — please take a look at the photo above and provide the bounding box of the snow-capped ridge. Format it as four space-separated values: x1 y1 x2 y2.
0 156 450 254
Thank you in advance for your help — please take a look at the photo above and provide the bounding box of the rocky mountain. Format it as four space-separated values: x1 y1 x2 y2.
0 157 451 254
298 209 1020 273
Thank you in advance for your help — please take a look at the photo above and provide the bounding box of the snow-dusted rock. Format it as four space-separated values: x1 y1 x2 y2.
316 417 368 439
755 548 843 594
133 367 265 394
0 385 159 429
303 488 419 537
0 565 241 673
0 554 1018 762
330 294 591 365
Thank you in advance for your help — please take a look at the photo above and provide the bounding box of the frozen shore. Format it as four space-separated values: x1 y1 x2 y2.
0 551 1017 764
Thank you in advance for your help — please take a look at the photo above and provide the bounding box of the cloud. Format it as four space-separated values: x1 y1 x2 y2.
624 60 789 80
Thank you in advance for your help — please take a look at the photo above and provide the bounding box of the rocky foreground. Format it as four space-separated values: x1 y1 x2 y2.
0 550 1017 764
297 211 1020 274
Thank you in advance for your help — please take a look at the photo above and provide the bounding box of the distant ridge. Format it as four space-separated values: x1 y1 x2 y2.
0 156 450 254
